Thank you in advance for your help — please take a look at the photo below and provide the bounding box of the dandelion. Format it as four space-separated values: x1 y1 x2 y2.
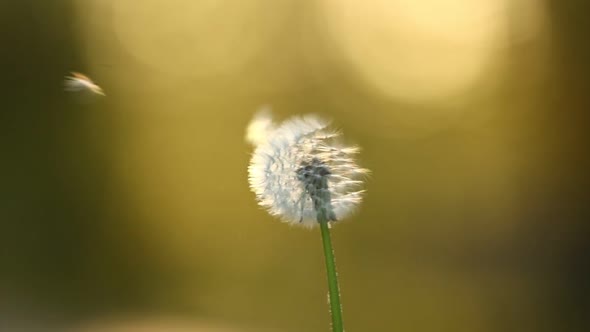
64 72 105 96
247 111 367 228
246 109 368 332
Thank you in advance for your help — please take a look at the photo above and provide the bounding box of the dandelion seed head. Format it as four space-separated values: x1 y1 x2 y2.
247 111 368 228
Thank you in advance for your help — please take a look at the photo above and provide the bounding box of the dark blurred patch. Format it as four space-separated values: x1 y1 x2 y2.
0 1 163 327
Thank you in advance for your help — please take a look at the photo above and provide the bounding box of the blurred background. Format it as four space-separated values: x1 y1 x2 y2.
1 0 588 331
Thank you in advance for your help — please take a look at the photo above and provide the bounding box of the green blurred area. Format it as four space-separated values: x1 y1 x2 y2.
1 1 589 331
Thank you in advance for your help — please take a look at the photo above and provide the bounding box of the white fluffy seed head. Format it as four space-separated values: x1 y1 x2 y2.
247 110 368 228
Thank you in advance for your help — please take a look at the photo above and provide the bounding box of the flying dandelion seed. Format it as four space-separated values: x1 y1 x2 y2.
64 72 105 96
247 110 368 228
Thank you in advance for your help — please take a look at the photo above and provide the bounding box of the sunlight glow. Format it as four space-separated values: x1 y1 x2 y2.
318 0 511 101
111 0 288 77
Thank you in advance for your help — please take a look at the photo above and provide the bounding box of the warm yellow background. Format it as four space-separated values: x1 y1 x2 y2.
1 1 588 331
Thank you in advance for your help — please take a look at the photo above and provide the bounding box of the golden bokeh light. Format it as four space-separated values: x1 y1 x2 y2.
316 0 544 102
111 0 288 78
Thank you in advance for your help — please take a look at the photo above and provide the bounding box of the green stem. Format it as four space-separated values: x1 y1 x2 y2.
319 216 344 332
